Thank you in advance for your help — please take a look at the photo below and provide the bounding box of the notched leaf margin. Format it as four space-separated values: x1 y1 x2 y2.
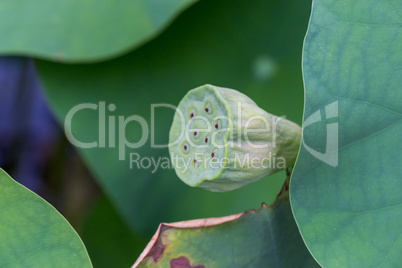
132 203 271 267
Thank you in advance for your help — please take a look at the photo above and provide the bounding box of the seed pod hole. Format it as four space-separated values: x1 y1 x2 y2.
182 142 190 154
193 129 200 139
188 108 196 119
193 157 201 168
205 135 210 145
204 102 213 114
211 148 217 158
215 119 222 130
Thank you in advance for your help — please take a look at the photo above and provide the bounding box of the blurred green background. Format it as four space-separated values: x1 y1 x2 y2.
0 0 312 266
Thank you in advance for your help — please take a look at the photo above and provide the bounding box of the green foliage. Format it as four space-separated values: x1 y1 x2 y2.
0 169 91 267
136 199 319 268
0 0 197 62
291 0 402 266
37 0 310 238
2 0 399 266
81 195 147 268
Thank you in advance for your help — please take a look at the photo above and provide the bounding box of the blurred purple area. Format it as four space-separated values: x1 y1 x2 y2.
0 56 60 194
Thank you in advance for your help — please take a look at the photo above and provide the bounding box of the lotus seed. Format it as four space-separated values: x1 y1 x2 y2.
204 102 212 114
193 129 200 139
193 157 201 168
215 119 222 130
189 108 196 119
182 142 190 154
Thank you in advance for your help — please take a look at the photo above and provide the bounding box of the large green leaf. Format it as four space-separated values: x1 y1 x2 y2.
134 198 319 268
0 0 197 62
291 0 402 267
37 0 311 239
0 168 92 267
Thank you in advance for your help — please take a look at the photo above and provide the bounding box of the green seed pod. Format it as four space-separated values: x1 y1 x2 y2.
169 84 301 192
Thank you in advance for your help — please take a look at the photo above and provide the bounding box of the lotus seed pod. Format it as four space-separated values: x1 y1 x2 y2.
169 84 301 192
